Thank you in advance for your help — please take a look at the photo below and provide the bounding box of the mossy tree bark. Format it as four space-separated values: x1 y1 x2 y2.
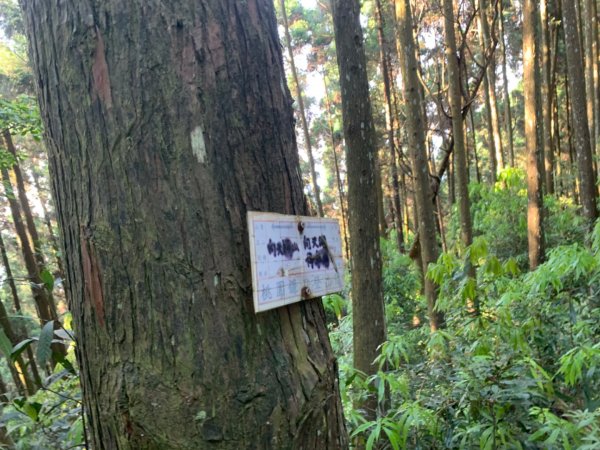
332 0 387 419
20 0 347 448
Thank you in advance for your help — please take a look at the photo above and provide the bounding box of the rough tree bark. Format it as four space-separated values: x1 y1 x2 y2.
332 0 387 417
524 0 545 269
21 1 347 448
562 0 599 224
396 0 444 331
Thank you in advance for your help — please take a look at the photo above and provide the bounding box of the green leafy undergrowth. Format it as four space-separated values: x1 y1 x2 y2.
340 222 600 449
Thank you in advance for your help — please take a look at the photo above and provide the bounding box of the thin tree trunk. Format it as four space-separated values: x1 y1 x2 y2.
322 75 350 261
3 131 47 269
444 0 477 313
524 0 545 269
279 0 324 217
396 0 444 331
479 0 504 174
376 0 404 253
0 287 36 396
541 0 555 194
333 0 387 421
478 19 497 184
0 167 58 324
0 231 43 389
582 0 596 160
469 108 482 183
593 0 600 159
30 165 65 278
498 0 515 166
562 0 599 224
22 1 349 447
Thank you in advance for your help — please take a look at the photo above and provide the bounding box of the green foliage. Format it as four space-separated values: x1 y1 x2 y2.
0 315 84 449
448 168 587 268
0 95 43 139
336 196 600 449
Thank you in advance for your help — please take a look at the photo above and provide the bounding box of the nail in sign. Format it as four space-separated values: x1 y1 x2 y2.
247 212 345 313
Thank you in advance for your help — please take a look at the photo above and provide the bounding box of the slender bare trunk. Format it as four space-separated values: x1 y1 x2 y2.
333 0 387 421
562 0 599 224
279 0 324 217
524 0 545 269
479 0 504 174
376 0 404 252
396 0 444 331
499 0 515 166
541 0 555 193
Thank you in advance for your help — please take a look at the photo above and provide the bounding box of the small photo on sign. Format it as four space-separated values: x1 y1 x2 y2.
247 211 345 313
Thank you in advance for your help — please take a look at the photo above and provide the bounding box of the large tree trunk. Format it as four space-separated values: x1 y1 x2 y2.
332 0 387 419
524 0 545 269
396 0 444 331
279 0 324 217
562 0 599 224
21 1 347 448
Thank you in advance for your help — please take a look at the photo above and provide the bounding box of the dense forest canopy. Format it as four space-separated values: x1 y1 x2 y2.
0 0 599 448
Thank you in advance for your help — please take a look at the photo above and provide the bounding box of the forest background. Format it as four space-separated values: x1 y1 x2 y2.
1 0 600 448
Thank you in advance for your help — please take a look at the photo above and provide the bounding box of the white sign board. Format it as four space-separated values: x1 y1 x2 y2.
247 212 345 313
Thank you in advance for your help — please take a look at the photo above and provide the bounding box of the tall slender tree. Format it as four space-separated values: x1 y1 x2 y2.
523 0 545 269
581 0 596 158
375 0 404 253
498 0 515 166
0 164 58 325
443 0 477 312
396 0 444 331
332 0 387 417
478 0 504 176
540 0 555 194
562 0 599 224
279 0 324 217
21 0 348 447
